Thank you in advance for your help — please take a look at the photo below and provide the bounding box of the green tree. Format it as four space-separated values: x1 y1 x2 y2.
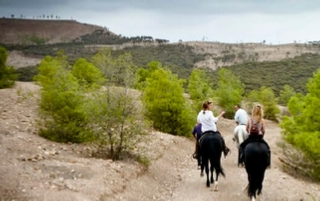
280 69 320 180
279 85 296 106
215 68 244 119
246 87 280 120
246 89 260 103
134 61 161 90
72 58 106 89
0 46 17 89
187 68 212 101
34 55 91 142
92 48 138 86
89 50 149 160
142 67 194 136
258 87 280 121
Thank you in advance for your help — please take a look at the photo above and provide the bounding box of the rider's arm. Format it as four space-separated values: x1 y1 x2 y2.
261 119 266 135
246 118 250 133
234 111 239 125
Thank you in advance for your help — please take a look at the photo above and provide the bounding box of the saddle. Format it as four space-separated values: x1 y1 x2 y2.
198 130 218 143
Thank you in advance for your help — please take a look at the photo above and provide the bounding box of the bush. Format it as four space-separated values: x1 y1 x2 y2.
215 68 244 119
280 68 320 181
246 87 280 121
34 55 94 143
16 65 38 81
142 67 194 136
89 50 150 160
0 46 17 88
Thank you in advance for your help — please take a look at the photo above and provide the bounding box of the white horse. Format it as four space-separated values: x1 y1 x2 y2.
233 125 248 166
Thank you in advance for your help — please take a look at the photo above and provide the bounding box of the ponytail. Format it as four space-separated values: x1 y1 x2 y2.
202 101 212 114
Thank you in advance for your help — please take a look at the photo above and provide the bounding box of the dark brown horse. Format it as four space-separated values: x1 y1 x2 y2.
244 141 270 201
199 131 225 190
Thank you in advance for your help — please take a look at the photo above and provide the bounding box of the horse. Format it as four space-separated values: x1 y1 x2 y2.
199 132 225 190
244 141 270 201
234 125 249 166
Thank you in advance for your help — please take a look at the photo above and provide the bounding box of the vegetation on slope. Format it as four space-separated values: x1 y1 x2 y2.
10 43 205 82
206 53 320 95
4 40 320 98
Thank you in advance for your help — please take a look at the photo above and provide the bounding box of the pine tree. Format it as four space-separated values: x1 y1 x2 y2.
143 67 193 136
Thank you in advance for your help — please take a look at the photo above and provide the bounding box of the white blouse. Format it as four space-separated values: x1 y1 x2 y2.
197 110 219 132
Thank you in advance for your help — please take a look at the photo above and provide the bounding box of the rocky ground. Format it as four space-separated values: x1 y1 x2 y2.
1 82 320 201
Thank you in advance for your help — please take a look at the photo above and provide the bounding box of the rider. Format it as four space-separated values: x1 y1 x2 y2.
239 104 271 167
197 100 230 158
192 123 202 168
233 104 249 143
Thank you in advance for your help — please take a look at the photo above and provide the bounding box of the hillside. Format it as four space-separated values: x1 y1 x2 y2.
1 82 320 200
2 19 320 96
2 19 320 69
0 18 115 45
185 41 320 70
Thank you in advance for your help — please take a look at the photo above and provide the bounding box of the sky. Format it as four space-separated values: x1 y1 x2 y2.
0 0 320 44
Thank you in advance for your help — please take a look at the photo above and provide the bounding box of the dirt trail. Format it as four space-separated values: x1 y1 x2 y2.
116 119 320 201
1 82 320 201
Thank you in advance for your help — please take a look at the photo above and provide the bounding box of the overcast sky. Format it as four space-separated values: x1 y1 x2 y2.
1 0 320 44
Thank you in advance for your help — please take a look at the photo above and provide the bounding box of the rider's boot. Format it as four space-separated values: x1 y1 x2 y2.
221 136 230 158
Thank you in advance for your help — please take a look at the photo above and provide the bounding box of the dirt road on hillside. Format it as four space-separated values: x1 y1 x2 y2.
1 82 320 201
116 119 320 201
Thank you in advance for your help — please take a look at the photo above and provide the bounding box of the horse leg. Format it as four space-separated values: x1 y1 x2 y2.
238 146 245 167
210 165 214 184
213 166 219 191
200 157 206 177
205 161 210 187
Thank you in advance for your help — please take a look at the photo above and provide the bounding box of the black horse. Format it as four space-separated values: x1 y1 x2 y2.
244 141 270 201
199 131 225 190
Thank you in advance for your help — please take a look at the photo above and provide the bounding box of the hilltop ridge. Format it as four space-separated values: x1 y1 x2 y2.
0 18 116 44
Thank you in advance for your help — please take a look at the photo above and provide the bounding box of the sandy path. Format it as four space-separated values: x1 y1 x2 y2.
118 119 320 201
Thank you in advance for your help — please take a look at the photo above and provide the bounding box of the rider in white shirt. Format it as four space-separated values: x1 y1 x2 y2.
197 101 230 158
233 104 249 141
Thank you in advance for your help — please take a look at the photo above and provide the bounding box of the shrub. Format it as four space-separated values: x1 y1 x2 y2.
280 69 320 181
0 46 17 88
142 67 194 136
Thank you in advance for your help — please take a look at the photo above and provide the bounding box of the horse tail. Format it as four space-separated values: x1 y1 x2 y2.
217 165 226 178
210 146 226 177
244 142 268 198
238 127 244 145
245 168 265 197
210 153 225 178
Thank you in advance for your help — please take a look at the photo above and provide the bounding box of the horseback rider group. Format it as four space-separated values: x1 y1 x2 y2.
192 101 271 168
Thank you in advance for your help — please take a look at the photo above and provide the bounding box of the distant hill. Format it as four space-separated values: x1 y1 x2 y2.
2 19 320 96
0 18 116 44
183 41 320 70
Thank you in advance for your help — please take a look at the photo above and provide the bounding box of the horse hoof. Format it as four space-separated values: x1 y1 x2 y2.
200 172 204 177
214 182 218 191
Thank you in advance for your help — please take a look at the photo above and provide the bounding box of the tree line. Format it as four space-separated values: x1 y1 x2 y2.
4 14 62 19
